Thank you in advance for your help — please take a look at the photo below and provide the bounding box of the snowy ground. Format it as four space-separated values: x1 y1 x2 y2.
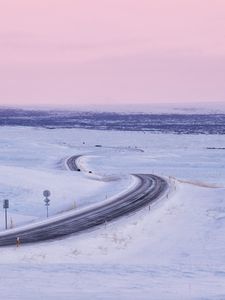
0 126 225 299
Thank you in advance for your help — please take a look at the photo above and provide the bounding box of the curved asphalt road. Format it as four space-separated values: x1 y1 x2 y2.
0 155 168 246
66 155 82 171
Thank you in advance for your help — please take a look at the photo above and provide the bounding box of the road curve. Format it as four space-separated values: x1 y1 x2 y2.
66 155 82 171
0 156 168 246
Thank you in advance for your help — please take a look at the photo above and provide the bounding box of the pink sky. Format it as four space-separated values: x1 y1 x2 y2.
0 0 225 106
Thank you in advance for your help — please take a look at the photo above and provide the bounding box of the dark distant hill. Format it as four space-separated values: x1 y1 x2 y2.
0 108 224 134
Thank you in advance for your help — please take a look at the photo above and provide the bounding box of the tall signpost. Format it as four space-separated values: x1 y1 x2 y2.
43 190 51 218
3 199 9 230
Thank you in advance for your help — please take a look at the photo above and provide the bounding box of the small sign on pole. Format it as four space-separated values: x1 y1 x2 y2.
3 199 9 230
43 190 51 218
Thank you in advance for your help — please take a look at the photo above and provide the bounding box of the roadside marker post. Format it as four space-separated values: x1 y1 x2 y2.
43 190 51 218
3 199 9 230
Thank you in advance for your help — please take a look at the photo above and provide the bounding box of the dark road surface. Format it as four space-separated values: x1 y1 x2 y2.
0 155 168 246
66 155 82 171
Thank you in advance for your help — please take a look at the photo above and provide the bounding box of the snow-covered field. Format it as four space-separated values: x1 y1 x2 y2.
0 126 225 299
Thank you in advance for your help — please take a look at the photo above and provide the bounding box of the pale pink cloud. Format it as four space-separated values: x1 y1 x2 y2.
0 0 224 106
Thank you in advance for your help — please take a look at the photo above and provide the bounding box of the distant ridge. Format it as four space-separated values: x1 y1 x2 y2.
1 102 225 114
0 108 224 134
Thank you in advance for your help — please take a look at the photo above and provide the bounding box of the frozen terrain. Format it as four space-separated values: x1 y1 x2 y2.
1 108 225 134
0 126 225 299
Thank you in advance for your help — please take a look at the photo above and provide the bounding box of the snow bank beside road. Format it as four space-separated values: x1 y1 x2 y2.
0 181 224 299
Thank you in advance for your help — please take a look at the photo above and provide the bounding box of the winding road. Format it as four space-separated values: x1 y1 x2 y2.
0 156 168 246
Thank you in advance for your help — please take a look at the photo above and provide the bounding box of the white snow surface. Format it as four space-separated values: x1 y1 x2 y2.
0 126 225 299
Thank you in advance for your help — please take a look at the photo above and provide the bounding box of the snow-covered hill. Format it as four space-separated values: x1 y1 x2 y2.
0 126 224 299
